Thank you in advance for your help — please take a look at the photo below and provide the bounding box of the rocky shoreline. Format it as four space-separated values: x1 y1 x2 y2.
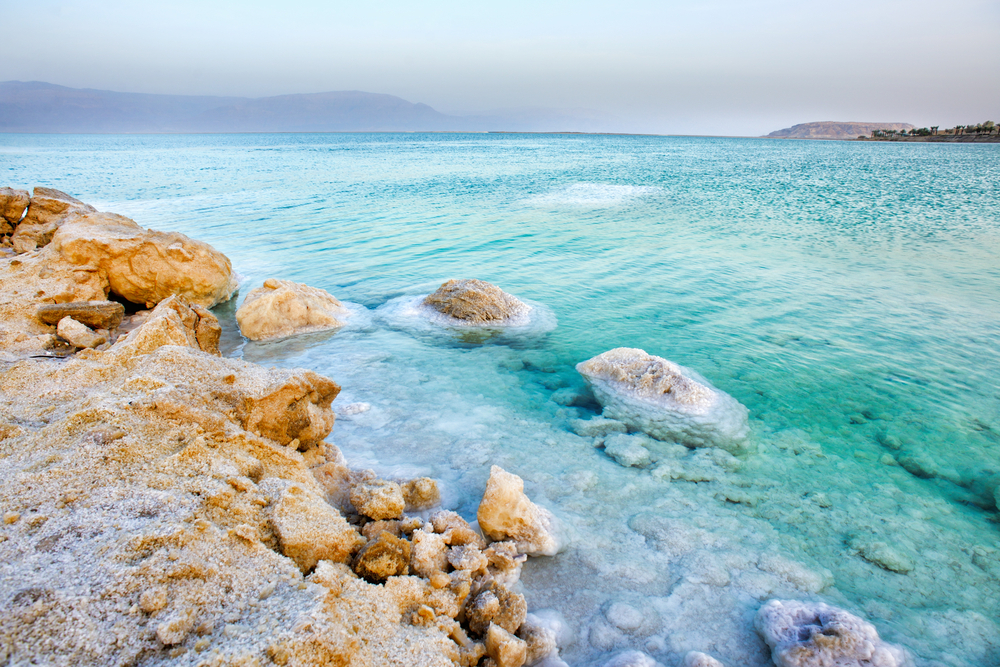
0 188 563 667
0 187 917 667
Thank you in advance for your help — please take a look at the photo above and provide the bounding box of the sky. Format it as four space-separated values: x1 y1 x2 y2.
2 0 998 135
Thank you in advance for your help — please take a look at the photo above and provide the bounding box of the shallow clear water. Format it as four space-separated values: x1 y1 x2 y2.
3 133 1000 666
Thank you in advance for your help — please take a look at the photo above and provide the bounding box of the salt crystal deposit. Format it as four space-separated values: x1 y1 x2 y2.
236 278 350 340
577 347 750 453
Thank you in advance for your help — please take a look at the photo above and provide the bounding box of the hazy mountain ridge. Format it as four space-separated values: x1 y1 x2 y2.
767 121 915 140
0 81 616 133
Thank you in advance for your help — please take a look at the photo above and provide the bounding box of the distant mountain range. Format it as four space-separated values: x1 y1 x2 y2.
0 81 617 134
767 121 915 140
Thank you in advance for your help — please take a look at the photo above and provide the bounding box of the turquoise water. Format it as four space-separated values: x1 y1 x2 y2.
3 134 999 666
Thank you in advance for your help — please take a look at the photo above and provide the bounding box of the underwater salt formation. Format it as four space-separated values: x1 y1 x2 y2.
755 599 908 667
577 347 750 454
236 278 351 341
424 279 530 324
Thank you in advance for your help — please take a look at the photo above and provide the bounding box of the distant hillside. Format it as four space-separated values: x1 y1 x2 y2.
767 121 915 140
0 81 616 134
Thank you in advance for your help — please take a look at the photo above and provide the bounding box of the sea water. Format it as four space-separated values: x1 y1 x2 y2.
3 133 999 666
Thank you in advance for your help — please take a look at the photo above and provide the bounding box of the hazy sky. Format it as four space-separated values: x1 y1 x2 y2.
3 0 998 134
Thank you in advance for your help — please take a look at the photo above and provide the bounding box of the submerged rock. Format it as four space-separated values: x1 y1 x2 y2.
755 599 908 667
684 651 725 667
424 279 530 324
477 466 560 557
236 278 349 341
577 348 750 454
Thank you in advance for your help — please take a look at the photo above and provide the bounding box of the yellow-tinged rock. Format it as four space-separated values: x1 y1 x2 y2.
236 278 349 341
477 466 559 557
350 472 405 520
423 279 529 324
51 211 237 308
485 623 527 667
266 480 364 572
353 532 411 583
56 316 106 349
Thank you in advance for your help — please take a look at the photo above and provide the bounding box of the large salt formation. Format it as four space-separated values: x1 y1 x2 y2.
0 189 564 666
755 600 908 667
236 278 350 341
424 279 530 325
577 348 750 454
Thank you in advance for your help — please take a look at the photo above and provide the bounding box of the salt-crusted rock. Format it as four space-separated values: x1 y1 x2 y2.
424 278 529 324
264 480 364 572
486 623 528 667
12 187 96 252
478 465 559 556
350 471 405 520
353 532 412 583
0 187 29 225
109 295 222 360
603 433 653 468
755 599 908 667
236 278 349 341
466 581 527 636
411 528 450 577
241 369 339 448
430 510 487 548
684 651 725 667
448 544 489 573
403 476 441 510
602 651 660 667
484 541 527 586
570 416 628 438
51 210 237 308
36 300 125 330
517 613 559 666
362 519 402 541
577 348 750 454
849 538 915 574
56 316 106 349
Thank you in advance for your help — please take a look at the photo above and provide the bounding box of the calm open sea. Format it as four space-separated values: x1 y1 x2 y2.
3 133 999 666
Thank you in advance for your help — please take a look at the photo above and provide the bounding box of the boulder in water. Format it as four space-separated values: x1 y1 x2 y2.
477 465 559 556
424 279 529 324
755 599 908 667
577 348 750 454
236 278 349 341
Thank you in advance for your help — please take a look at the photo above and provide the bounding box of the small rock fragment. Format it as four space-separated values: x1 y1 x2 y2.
485 623 528 667
517 614 558 666
603 433 652 468
465 581 527 636
402 476 441 510
56 317 106 349
350 472 405 520
477 466 559 556
352 532 411 583
410 528 449 578
850 538 915 574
